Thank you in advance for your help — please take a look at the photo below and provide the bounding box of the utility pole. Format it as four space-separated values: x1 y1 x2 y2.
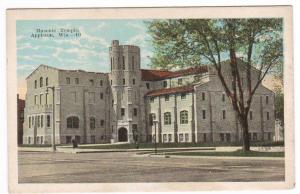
153 120 158 154
46 86 56 152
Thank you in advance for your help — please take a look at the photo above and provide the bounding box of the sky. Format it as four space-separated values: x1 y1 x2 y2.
17 19 153 98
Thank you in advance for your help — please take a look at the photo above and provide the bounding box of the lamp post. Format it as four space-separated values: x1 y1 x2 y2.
153 120 158 154
46 86 56 152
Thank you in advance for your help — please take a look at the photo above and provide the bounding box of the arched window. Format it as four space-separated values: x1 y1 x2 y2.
90 117 96 129
40 77 43 87
45 77 48 86
180 110 188 124
34 80 37 89
67 116 79 128
164 112 171 125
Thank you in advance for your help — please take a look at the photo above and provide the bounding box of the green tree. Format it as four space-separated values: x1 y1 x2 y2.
147 19 283 151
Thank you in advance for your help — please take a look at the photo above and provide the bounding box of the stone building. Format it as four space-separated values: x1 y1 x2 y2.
23 40 275 144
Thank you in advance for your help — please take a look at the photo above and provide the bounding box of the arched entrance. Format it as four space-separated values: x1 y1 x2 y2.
118 128 128 142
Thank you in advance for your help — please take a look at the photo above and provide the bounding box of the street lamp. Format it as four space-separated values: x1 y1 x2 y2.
153 120 158 154
46 86 56 152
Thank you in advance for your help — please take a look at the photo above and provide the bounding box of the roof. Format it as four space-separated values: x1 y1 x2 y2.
145 85 194 97
141 66 208 81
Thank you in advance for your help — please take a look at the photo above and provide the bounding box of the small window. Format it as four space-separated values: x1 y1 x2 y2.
34 80 37 89
45 77 49 86
178 78 183 85
100 80 103 86
266 96 269 104
266 112 270 120
101 120 104 126
29 117 31 128
123 79 125 85
181 93 186 100
90 117 96 129
67 116 79 128
226 133 231 142
34 95 38 105
165 95 169 101
66 136 72 144
40 77 43 87
41 115 44 127
46 115 50 127
133 79 135 85
146 83 150 89
40 94 43 104
202 110 206 119
75 78 79 84
150 97 155 103
66 77 70 84
180 110 188 124
222 110 226 119
202 92 205 101
163 81 167 88
89 79 94 86
122 56 125 68
220 133 225 142
100 93 103 99
132 56 134 70
133 108 138 116
110 80 112 85
222 93 225 102
168 134 172 142
121 108 125 116
250 111 253 120
164 112 171 125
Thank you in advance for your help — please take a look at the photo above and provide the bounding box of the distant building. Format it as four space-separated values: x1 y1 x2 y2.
17 94 25 144
22 40 275 145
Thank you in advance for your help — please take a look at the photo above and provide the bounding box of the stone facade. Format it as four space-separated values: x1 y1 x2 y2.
23 40 275 145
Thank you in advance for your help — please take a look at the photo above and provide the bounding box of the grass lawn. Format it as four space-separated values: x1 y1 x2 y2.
165 150 284 157
76 141 284 149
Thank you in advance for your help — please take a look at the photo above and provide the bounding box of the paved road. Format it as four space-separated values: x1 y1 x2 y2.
18 151 284 183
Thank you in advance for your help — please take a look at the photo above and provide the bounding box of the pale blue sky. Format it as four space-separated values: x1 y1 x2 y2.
17 19 153 80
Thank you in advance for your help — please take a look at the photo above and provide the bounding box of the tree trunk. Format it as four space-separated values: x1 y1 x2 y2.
239 115 250 151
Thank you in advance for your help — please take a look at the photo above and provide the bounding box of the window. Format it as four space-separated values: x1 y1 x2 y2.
100 93 103 100
100 120 104 126
32 116 34 126
164 112 171 125
110 80 112 85
226 133 231 142
250 111 253 120
67 116 79 128
89 79 94 86
165 95 169 101
266 112 270 120
45 77 48 86
100 80 103 86
133 79 135 85
150 97 155 103
41 136 43 144
121 108 125 116
75 78 79 84
222 93 225 102
66 136 72 144
222 110 226 119
90 117 96 129
34 80 37 89
40 94 43 104
132 56 134 70
149 113 156 126
34 95 38 105
146 83 150 89
37 136 40 144
185 133 189 142
110 57 113 70
179 134 184 142
37 116 40 127
163 134 167 142
181 93 186 99
266 96 269 104
122 56 125 70
202 92 205 101
66 77 70 84
163 81 167 88
29 117 31 128
168 134 172 142
91 136 96 144
133 108 138 116
220 133 225 142
46 115 50 127
46 94 48 104
202 110 206 119
40 77 43 87
123 79 125 85
180 110 188 124
41 115 43 127
178 78 183 85
88 92 95 103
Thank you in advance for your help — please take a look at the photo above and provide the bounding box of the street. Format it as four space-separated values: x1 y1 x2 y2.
18 151 284 183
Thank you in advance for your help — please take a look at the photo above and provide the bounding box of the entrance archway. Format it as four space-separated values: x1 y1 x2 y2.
118 128 128 142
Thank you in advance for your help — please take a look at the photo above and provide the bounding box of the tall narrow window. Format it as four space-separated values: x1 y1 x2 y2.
29 117 31 128
180 110 188 124
202 92 205 101
222 110 226 119
133 79 135 85
266 96 269 104
122 56 125 68
222 93 225 102
165 95 169 101
132 56 134 70
146 83 150 89
45 93 48 105
110 57 113 70
164 112 171 125
250 111 253 120
34 95 38 105
100 80 103 86
100 120 105 126
46 115 50 127
123 79 125 85
100 93 103 100
121 108 125 116
266 112 270 120
34 80 37 89
40 94 43 104
133 108 138 116
75 78 79 84
202 110 206 119
41 115 44 127
181 93 186 99
89 79 94 86
66 77 70 84
90 117 96 129
40 77 43 87
45 77 48 86
163 81 167 88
